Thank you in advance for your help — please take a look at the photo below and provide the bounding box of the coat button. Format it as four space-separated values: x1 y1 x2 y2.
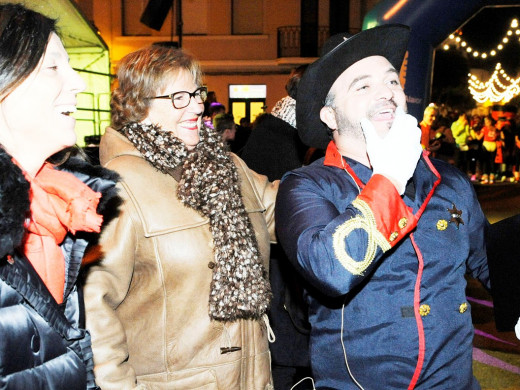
437 220 448 231
389 231 399 242
398 217 408 229
459 302 468 313
208 262 215 269
419 304 431 316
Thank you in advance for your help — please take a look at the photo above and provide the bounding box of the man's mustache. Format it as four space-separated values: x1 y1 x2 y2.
367 100 398 119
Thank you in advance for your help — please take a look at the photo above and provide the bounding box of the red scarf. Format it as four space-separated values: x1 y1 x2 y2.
21 162 103 303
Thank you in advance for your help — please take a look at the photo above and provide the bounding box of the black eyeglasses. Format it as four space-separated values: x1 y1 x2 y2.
150 86 208 109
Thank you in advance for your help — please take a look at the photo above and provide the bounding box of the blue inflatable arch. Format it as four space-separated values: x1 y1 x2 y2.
363 0 520 120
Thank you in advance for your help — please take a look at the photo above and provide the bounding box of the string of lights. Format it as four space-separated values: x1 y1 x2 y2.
443 18 520 103
468 63 520 103
443 18 519 59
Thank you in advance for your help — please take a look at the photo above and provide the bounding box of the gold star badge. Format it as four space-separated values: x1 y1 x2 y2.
448 204 464 229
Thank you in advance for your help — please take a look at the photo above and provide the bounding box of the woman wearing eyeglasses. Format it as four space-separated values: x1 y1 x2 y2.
83 45 278 389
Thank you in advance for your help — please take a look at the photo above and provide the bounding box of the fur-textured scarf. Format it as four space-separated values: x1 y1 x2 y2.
122 121 271 321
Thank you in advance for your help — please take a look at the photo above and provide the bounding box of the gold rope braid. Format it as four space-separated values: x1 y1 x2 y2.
332 198 391 275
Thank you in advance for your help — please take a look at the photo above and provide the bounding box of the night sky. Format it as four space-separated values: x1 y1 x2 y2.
456 6 520 74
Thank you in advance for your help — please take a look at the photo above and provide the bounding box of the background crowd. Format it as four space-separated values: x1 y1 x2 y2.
419 104 520 184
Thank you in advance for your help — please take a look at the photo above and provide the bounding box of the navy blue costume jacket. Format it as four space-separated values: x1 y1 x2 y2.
276 142 490 389
0 150 119 389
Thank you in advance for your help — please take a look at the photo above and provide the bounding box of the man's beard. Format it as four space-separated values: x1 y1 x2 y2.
335 110 364 139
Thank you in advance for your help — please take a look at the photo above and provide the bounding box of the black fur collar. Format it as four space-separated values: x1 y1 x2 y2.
0 148 120 259
0 149 30 259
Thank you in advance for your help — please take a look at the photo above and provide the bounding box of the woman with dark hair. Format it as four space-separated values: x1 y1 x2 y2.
0 3 119 389
83 44 277 389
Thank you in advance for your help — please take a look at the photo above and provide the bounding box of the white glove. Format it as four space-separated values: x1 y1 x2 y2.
515 316 520 340
360 107 423 195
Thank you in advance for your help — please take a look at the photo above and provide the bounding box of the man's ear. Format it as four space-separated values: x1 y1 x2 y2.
320 106 337 131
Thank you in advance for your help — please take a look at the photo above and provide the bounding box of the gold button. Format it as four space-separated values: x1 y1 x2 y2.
437 220 448 231
459 302 468 313
419 304 430 316
398 217 408 229
389 231 399 242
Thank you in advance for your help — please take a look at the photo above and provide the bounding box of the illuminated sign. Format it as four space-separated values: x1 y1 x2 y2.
229 84 266 99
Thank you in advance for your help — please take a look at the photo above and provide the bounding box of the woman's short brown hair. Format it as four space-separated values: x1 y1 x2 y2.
111 45 203 130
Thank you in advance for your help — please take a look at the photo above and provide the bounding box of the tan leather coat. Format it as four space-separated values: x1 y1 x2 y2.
84 128 278 390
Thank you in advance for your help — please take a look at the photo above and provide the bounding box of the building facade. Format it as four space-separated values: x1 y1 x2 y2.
75 0 379 124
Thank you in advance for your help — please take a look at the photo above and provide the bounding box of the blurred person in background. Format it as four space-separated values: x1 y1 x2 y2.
213 112 236 145
451 112 472 176
476 116 503 184
241 65 311 389
419 104 439 152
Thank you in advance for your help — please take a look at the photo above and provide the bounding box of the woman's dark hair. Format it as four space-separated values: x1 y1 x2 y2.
485 115 496 126
0 4 56 101
285 65 308 99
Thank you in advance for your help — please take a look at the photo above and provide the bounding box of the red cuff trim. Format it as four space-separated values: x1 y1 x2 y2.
357 175 417 247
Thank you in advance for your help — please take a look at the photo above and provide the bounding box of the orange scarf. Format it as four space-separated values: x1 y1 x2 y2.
22 162 103 303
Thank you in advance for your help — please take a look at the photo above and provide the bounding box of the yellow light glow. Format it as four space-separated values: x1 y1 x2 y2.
445 18 520 62
443 44 450 50
383 0 409 20
468 63 520 104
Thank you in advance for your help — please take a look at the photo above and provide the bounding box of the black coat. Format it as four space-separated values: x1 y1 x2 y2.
241 114 310 370
0 149 120 389
241 114 306 182
486 214 520 331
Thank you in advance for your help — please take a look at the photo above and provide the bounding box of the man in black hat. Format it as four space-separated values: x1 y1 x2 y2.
275 24 490 389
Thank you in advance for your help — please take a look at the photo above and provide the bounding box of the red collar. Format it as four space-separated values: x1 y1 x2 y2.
323 141 365 189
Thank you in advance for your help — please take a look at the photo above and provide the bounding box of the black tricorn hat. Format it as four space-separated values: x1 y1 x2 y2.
296 24 411 150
